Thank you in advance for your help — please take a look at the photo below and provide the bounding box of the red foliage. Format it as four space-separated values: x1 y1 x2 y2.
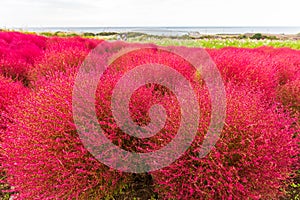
94 45 200 154
0 31 102 86
0 32 47 85
0 75 29 133
207 47 300 102
1 71 127 199
150 84 299 199
277 78 300 117
30 37 103 81
0 32 299 199
0 75 29 193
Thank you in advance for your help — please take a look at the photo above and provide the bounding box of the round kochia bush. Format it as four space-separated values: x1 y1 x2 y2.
150 83 299 200
0 75 30 198
1 71 127 199
277 78 300 116
0 75 29 134
94 45 203 154
0 32 47 85
207 47 300 102
29 37 102 84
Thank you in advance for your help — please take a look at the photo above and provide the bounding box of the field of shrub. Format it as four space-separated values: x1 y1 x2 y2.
0 31 299 199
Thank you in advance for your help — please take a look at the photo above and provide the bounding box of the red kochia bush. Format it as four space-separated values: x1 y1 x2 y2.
94 45 199 154
0 32 47 85
207 47 277 91
1 70 127 199
207 47 300 102
270 47 300 85
0 75 29 195
29 37 103 82
276 78 300 137
0 75 29 133
0 32 47 49
277 79 300 113
150 83 299 200
0 31 102 86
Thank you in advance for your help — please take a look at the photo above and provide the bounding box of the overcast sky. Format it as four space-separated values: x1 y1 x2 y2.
0 0 299 27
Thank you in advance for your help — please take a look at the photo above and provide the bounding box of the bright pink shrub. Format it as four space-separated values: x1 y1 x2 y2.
0 32 47 49
150 83 299 200
278 79 300 111
0 75 29 133
270 48 300 85
0 32 47 85
94 45 201 154
0 31 102 86
1 70 127 199
0 52 31 85
29 37 103 82
207 47 277 89
276 79 300 117
0 75 29 194
207 47 300 102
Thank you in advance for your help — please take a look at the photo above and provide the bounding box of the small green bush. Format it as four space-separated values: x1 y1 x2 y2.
250 33 263 40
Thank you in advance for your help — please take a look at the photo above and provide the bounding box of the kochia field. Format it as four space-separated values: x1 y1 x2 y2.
0 31 299 200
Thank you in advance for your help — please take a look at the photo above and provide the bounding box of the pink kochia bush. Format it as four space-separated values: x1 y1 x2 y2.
95 46 198 153
150 83 299 199
0 75 29 194
0 32 299 199
0 32 47 85
29 37 102 82
1 71 127 199
207 47 300 101
277 78 300 115
0 75 29 134
0 31 102 87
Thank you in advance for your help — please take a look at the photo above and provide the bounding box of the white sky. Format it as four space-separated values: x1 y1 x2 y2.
0 0 299 27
